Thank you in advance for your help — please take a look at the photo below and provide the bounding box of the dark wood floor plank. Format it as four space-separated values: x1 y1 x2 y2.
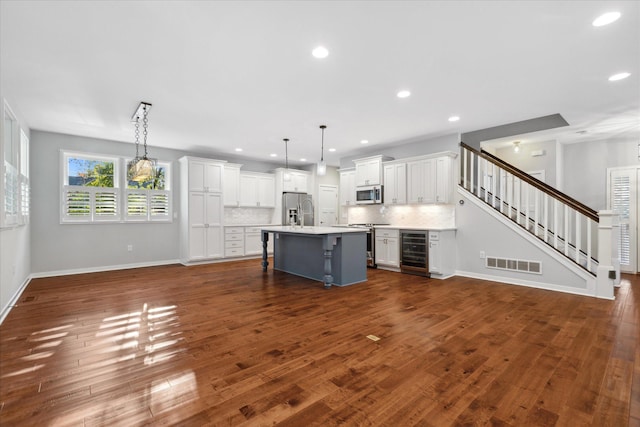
1 260 638 426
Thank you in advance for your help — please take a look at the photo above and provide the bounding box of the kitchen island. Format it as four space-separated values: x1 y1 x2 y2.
261 226 367 288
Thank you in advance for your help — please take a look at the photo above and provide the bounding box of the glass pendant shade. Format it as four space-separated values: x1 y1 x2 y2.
317 160 326 176
129 156 156 182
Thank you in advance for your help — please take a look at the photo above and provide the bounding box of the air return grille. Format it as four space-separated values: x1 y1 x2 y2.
486 256 542 275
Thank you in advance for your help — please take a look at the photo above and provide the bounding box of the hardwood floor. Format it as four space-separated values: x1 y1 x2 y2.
1 260 638 426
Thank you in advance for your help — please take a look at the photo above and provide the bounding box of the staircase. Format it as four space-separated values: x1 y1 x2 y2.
459 142 599 276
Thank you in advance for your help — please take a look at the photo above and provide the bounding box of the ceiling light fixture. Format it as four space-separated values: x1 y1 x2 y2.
270 153 277 157
235 148 243 152
513 141 520 153
317 125 327 176
128 102 156 182
448 116 460 122
329 148 336 152
300 158 307 162
360 140 369 144
592 11 621 27
608 72 631 81
397 90 411 98
312 46 329 59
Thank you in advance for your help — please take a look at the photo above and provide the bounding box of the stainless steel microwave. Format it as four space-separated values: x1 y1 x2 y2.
356 185 383 204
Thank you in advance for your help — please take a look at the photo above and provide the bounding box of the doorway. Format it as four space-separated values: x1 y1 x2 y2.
318 185 338 226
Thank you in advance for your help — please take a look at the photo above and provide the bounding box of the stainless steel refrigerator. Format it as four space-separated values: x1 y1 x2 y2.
282 192 314 226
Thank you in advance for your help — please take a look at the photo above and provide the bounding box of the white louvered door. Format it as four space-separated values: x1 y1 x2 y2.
608 167 638 273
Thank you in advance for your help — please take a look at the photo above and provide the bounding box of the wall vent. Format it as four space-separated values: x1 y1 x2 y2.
486 256 542 275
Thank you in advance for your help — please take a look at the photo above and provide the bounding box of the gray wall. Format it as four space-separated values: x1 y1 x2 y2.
562 136 639 211
493 140 558 187
339 133 460 169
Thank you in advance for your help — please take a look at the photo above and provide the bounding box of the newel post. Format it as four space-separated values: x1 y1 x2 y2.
595 210 620 299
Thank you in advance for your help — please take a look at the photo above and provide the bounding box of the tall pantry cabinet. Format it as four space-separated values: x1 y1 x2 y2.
179 156 226 263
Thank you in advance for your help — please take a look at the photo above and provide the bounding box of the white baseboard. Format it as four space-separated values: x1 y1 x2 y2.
0 275 32 325
30 259 181 279
455 269 611 300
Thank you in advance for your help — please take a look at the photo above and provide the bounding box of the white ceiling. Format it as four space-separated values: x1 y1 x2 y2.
1 1 638 167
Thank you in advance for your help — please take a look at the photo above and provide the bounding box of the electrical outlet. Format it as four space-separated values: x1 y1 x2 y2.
479 251 486 259
127 244 133 252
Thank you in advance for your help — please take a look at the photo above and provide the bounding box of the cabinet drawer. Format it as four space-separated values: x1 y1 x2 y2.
428 231 439 241
225 247 244 257
376 229 399 238
225 233 243 241
225 227 244 234
225 240 244 249
245 227 264 233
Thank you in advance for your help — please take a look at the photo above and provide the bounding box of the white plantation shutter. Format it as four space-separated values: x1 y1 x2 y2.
4 162 19 225
150 191 170 220
20 176 29 223
62 187 119 222
126 191 148 220
609 168 637 273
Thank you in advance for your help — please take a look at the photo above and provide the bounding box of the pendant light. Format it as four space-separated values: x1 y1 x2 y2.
317 125 327 176
283 138 291 181
128 102 156 183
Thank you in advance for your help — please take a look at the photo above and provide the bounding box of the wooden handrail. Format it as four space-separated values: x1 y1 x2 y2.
460 142 599 222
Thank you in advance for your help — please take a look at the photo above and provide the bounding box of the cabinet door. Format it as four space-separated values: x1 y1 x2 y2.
189 227 206 260
421 159 436 204
293 173 308 193
188 161 207 192
383 165 397 203
205 193 222 226
206 226 223 258
375 236 387 264
395 164 407 204
205 163 223 193
189 192 206 226
223 167 240 206
356 159 381 186
340 171 355 205
257 176 275 207
387 237 400 267
429 239 441 273
239 175 257 206
435 156 451 204
407 161 424 203
244 233 262 255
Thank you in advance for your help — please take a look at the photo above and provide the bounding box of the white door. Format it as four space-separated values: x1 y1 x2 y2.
608 167 638 273
318 185 338 226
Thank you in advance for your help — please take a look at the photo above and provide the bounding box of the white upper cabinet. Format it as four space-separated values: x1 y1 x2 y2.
354 156 391 187
339 169 356 206
383 163 407 205
239 172 275 207
406 154 455 204
282 170 309 193
223 164 241 206
188 158 223 192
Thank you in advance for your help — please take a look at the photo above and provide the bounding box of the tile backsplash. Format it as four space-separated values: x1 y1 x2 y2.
224 208 275 225
346 204 455 228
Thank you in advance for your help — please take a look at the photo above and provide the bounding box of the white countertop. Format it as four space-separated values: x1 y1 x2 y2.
225 223 278 227
374 225 456 231
261 225 368 235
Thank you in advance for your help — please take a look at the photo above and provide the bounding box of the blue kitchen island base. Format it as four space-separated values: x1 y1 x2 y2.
261 226 367 288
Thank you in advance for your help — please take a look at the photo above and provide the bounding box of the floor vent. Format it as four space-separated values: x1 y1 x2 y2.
486 256 542 275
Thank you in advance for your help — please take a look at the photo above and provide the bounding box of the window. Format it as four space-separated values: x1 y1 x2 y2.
61 152 119 222
2 100 21 228
60 150 172 224
19 129 30 223
124 161 171 221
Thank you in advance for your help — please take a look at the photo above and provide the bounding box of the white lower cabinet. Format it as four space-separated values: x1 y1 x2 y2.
245 226 273 255
428 230 455 278
375 228 400 269
225 227 245 257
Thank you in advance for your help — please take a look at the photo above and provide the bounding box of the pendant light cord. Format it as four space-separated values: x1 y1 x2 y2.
320 125 325 162
142 105 149 158
283 138 289 169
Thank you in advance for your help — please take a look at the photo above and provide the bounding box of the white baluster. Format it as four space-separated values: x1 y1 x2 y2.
575 211 581 264
463 148 468 189
543 195 549 243
564 205 570 257
587 218 592 272
524 183 530 230
470 150 475 194
553 199 559 250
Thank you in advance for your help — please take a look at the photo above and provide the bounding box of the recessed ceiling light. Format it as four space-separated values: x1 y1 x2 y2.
448 116 460 122
397 90 411 98
592 11 621 27
328 148 336 152
270 153 277 157
609 72 631 81
300 158 307 162
312 46 329 59
235 148 243 152
360 140 369 144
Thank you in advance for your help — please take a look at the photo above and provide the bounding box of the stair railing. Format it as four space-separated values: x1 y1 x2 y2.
459 142 599 274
